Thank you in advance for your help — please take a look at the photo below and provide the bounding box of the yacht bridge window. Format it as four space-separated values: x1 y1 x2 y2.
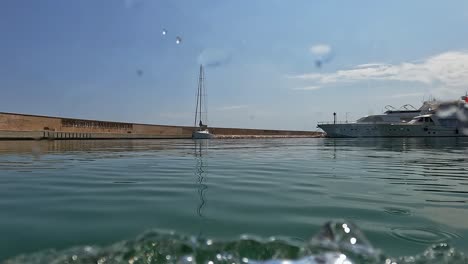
414 117 434 123
357 116 384 123
423 117 434 123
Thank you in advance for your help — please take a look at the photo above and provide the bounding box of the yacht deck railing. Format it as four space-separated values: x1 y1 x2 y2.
317 121 355 125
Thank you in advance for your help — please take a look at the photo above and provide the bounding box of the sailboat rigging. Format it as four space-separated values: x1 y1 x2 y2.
192 65 214 139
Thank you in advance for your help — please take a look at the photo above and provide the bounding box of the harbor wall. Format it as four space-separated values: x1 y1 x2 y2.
209 127 316 136
0 112 320 139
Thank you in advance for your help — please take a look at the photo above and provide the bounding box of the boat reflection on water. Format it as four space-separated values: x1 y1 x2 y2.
321 137 468 152
194 139 209 237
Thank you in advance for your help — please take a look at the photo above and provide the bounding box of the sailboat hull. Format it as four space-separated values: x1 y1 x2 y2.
192 130 214 139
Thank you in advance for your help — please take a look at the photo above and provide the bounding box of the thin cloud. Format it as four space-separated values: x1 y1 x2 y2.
355 63 387 68
290 51 468 96
291 86 321 91
309 44 332 56
197 49 232 68
217 105 248 111
389 92 425 99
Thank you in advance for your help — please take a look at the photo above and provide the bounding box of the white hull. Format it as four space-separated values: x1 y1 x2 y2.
318 123 466 138
192 130 214 139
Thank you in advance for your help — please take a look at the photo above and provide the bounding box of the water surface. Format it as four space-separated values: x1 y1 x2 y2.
1 138 467 262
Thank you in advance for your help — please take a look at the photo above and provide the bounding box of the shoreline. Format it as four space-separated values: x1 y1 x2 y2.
0 130 324 140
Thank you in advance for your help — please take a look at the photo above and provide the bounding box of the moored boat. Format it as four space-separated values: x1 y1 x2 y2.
192 129 214 139
192 65 214 139
318 96 468 138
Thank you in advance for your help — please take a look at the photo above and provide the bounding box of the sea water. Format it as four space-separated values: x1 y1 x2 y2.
1 138 467 263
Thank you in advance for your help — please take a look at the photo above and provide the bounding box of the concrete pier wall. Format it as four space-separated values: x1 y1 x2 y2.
0 112 320 139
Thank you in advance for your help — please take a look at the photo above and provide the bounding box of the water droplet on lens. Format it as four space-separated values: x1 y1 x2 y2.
462 128 468 135
162 29 167 35
176 36 182 44
72 255 78 261
437 105 457 118
315 60 323 68
350 237 357 244
456 109 468 122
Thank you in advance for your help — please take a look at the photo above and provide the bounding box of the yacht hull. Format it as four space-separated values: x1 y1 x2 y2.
318 123 466 138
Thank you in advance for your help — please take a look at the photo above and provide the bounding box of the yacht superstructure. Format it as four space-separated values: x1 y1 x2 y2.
317 96 468 138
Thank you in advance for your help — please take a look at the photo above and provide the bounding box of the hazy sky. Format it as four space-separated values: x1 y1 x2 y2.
1 0 468 130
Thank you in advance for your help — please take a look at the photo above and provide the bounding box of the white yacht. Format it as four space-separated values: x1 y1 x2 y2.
317 96 468 138
192 65 214 139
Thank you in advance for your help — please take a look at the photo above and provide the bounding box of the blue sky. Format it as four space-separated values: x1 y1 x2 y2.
1 0 468 130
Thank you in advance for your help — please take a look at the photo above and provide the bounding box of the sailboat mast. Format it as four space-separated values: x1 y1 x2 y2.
199 65 203 126
194 67 200 127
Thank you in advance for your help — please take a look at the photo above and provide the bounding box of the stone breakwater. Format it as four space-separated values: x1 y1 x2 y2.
0 112 322 140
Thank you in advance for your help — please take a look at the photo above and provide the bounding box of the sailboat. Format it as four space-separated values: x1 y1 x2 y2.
192 65 214 139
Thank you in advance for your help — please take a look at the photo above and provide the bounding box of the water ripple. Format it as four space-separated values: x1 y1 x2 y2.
389 227 462 245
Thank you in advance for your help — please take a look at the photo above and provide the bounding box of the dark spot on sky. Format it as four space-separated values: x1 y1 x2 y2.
315 60 322 68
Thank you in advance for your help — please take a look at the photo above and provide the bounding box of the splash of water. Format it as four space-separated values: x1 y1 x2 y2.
4 221 467 264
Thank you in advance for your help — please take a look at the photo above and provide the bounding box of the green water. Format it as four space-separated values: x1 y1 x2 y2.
1 138 468 263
